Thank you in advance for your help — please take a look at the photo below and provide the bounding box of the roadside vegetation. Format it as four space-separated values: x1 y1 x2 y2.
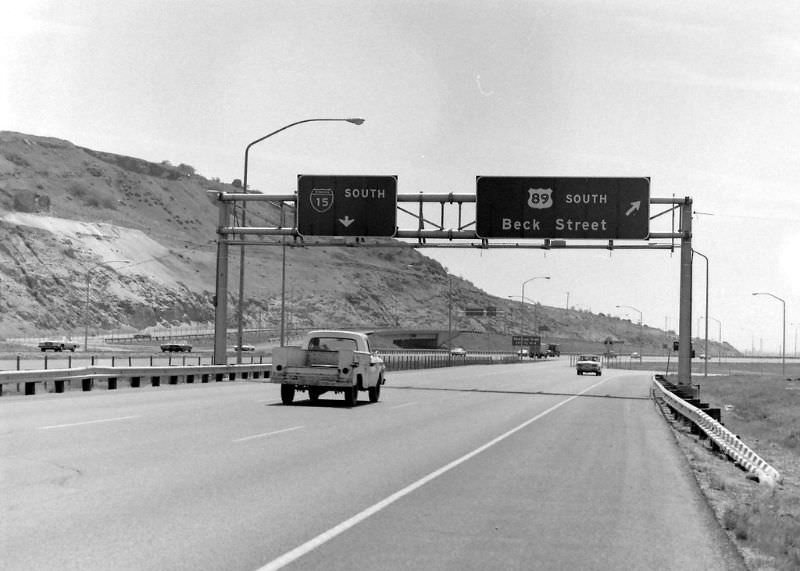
638 360 800 570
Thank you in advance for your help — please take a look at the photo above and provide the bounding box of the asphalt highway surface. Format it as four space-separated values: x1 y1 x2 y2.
1 360 745 570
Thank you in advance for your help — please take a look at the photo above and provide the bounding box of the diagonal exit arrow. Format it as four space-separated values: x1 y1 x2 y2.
339 215 355 227
625 201 641 217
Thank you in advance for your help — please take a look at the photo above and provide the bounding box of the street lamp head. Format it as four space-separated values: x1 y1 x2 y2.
346 118 365 125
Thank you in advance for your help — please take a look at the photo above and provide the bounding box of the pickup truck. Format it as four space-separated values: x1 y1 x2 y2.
38 340 79 352
270 330 385 406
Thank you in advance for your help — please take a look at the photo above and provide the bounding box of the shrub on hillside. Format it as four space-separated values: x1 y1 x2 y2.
66 181 117 209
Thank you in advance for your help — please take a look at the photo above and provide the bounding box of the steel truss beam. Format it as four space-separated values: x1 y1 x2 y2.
209 191 685 249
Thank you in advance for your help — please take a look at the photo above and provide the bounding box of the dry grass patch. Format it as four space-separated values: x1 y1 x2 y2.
662 365 800 570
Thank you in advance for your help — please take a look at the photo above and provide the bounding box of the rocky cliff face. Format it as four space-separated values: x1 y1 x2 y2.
0 131 484 340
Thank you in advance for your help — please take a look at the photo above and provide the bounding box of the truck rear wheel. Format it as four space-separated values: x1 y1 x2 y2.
281 384 295 405
344 386 358 407
368 380 381 403
308 388 320 402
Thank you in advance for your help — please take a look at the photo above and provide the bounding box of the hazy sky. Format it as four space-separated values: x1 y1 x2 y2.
4 0 800 353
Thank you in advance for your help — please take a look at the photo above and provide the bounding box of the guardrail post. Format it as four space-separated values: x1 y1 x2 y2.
202 374 209 383
25 382 35 395
68 355 72 368
44 355 48 370
82 378 92 392
152 376 160 387
55 380 65 393
169 375 178 385
187 375 194 384
108 377 117 390
131 377 141 388
216 373 224 382
16 355 20 370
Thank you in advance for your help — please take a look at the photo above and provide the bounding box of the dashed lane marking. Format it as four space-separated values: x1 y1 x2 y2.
38 415 140 430
233 425 305 443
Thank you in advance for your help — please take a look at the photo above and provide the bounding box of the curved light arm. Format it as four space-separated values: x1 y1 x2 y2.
243 118 365 191
615 304 643 324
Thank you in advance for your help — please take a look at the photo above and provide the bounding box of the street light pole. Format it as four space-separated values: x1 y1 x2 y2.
616 304 643 357
520 276 550 337
236 117 365 361
752 292 786 376
84 260 129 351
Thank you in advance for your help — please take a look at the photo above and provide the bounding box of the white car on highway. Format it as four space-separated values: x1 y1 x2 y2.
576 355 602 376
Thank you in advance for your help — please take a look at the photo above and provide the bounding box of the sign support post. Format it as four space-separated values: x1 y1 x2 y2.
678 197 693 386
213 195 231 365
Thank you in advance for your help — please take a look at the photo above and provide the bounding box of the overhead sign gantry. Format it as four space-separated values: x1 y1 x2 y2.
210 176 694 388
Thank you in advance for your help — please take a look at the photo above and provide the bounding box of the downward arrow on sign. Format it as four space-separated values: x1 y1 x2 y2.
625 201 641 216
339 215 355 227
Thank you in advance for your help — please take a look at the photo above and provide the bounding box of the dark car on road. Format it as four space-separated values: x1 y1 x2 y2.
160 341 192 352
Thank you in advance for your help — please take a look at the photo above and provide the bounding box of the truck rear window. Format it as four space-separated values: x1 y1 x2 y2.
308 337 357 352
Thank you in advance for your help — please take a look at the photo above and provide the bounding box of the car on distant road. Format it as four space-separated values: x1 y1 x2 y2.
38 340 79 352
576 354 602 376
450 347 467 357
234 344 255 352
630 352 641 360
160 341 192 352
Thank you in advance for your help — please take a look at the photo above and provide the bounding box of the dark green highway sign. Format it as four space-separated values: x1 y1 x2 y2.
297 175 397 237
476 177 650 239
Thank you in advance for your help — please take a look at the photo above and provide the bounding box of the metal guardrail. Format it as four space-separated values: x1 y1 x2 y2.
0 363 271 396
651 375 781 486
379 349 519 371
0 349 524 396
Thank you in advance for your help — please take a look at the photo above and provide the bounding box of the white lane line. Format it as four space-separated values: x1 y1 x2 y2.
38 415 140 430
233 425 305 443
388 402 417 410
257 377 610 571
